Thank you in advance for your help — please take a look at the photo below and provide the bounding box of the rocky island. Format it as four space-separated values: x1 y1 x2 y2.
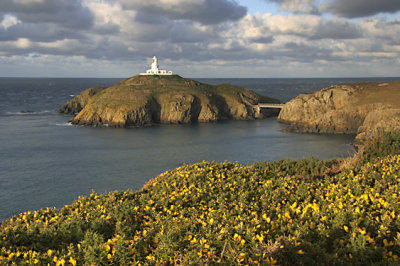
59 74 281 127
278 81 400 142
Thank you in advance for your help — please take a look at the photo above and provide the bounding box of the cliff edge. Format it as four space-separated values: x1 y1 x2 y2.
278 81 400 141
60 75 281 127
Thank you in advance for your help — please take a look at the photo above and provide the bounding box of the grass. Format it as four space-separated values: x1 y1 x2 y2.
1 133 400 265
352 82 400 108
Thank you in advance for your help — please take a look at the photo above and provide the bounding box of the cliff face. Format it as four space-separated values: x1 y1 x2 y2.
278 81 400 140
60 75 280 127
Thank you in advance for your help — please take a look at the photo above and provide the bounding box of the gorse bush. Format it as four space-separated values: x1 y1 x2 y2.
1 134 400 265
360 132 400 163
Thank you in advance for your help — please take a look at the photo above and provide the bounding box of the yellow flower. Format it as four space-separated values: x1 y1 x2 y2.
146 254 155 261
56 258 65 266
266 257 277 265
69 257 77 266
310 222 315 229
297 250 305 255
343 225 349 232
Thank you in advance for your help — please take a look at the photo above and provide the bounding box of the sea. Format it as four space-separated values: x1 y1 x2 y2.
1 77 399 221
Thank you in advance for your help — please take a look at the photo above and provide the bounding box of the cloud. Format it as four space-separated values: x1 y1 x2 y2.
1 14 21 30
321 0 400 18
170 22 216 43
0 0 400 77
358 17 400 44
0 22 86 42
240 13 362 41
117 0 247 24
2 0 94 28
268 0 318 13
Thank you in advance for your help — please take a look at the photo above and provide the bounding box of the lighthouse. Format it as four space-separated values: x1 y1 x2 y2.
140 56 173 75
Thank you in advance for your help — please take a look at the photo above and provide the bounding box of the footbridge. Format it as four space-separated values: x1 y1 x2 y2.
257 103 285 109
255 103 285 116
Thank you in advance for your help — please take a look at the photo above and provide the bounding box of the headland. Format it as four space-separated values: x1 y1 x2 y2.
278 81 400 143
59 74 281 127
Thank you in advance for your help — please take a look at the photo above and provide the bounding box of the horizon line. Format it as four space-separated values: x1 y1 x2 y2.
1 76 400 80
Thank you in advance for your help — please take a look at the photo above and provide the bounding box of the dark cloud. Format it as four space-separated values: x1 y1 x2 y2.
126 18 173 42
323 0 400 18
0 22 86 42
118 0 247 24
312 19 363 40
280 41 339 63
134 11 170 25
170 22 216 43
2 0 94 29
249 36 274 44
92 22 120 35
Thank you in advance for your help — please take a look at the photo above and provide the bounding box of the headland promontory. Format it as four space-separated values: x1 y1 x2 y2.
59 74 281 127
278 81 400 142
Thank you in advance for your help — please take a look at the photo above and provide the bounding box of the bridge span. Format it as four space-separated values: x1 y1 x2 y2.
257 103 285 109
255 103 285 117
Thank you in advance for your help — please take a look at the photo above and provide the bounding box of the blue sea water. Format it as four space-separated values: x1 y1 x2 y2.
1 77 399 221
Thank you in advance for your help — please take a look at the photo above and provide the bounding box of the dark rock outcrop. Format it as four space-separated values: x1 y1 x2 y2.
60 75 281 127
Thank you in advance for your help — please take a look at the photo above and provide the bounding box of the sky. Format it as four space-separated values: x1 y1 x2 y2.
1 0 400 78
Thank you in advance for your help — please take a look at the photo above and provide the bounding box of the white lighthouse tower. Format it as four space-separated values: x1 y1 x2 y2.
140 56 173 75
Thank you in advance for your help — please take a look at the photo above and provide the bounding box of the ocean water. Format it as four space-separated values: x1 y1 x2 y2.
1 77 399 221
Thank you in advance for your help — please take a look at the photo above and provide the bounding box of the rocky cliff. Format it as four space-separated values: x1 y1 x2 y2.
278 81 400 141
60 75 281 127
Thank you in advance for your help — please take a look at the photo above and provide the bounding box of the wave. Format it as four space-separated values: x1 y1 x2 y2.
5 110 53 116
55 122 73 127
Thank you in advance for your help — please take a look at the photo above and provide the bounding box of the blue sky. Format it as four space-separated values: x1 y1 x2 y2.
1 0 400 78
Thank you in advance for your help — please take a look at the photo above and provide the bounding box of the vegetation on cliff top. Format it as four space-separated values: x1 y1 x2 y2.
1 133 400 265
59 75 281 127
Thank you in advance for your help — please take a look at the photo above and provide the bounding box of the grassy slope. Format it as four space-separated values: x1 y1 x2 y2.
352 82 400 108
74 75 280 112
1 133 400 265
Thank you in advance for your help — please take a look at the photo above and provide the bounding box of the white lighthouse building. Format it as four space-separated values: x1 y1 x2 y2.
140 56 173 75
